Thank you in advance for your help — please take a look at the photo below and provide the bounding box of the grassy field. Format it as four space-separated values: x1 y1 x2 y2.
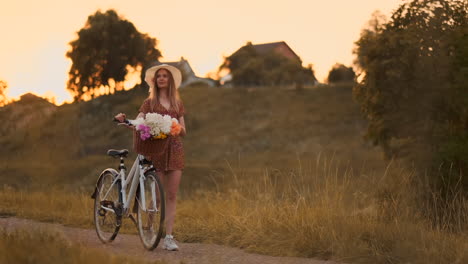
0 84 467 263
0 156 466 263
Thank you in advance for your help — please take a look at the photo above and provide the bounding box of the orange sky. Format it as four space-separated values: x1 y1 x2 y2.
0 0 402 104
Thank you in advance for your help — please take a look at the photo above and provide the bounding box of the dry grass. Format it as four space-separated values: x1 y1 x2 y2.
0 187 136 234
175 156 468 263
0 187 93 228
1 156 466 264
0 227 164 264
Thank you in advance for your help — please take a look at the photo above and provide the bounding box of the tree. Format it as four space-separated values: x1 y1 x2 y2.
219 42 316 87
327 63 356 83
66 9 161 101
0 80 8 106
353 0 468 191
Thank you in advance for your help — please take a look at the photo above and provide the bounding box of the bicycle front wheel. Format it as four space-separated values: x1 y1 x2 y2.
93 171 121 243
136 171 165 250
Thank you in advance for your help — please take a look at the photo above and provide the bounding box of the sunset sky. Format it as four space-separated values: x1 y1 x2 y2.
0 0 402 104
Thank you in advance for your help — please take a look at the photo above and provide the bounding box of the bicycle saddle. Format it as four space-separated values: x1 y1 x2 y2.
107 149 129 158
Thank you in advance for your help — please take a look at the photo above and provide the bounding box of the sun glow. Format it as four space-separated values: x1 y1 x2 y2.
123 65 143 90
77 65 143 101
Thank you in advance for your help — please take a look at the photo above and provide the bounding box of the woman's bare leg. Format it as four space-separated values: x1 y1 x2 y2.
160 170 182 235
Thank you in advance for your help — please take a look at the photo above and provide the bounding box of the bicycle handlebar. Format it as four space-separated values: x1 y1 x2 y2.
113 118 134 126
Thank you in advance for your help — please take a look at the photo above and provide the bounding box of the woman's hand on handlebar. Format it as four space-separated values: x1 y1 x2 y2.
114 113 134 130
114 113 126 123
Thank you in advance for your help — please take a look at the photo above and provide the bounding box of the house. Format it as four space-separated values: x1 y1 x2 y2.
150 57 216 88
221 41 316 86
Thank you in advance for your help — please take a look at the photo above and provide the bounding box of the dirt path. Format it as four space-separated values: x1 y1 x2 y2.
0 217 337 264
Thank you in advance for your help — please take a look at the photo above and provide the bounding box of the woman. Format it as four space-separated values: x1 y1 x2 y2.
115 64 186 251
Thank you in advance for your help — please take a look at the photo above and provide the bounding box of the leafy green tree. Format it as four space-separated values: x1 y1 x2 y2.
327 63 356 83
219 42 316 87
354 0 468 191
0 80 8 106
66 9 161 101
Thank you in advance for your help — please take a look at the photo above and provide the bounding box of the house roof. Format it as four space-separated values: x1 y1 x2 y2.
251 41 283 53
242 41 301 61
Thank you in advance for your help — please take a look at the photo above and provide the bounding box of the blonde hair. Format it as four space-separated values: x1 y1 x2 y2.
149 68 180 113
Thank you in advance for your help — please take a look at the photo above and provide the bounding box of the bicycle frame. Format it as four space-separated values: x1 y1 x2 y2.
99 154 156 217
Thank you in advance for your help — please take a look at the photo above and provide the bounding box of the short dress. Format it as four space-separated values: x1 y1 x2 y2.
133 98 185 171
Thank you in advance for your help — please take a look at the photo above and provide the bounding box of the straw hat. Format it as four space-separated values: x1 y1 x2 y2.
144 64 182 89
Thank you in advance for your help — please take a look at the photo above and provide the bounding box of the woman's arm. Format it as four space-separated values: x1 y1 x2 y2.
178 116 186 137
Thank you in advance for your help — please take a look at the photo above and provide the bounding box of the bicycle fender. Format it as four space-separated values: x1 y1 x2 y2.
90 168 119 199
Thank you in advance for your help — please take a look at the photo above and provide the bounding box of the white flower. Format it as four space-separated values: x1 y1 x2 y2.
137 113 178 138
160 115 172 134
130 117 145 128
145 113 161 124
150 126 161 136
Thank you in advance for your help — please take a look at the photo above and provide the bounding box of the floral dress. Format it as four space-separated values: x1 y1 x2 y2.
133 98 185 171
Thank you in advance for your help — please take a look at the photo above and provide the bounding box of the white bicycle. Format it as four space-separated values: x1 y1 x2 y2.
91 119 165 250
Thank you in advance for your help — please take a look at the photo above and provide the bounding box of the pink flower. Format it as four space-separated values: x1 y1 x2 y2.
137 124 151 140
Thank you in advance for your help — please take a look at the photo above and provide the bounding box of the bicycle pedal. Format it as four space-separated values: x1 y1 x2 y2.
101 200 114 207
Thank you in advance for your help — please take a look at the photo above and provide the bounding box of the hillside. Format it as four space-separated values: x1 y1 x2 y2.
0 93 57 136
0 84 385 192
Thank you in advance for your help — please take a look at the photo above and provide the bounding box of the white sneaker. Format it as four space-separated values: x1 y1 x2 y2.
162 235 179 251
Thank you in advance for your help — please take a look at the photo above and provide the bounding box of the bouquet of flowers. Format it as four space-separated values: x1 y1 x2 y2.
130 113 182 140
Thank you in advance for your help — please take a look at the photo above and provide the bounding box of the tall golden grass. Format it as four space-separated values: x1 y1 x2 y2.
176 156 467 263
0 228 164 264
1 155 466 263
0 187 92 228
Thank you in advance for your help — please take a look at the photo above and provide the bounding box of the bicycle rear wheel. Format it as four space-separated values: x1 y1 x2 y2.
136 171 165 250
93 171 122 243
